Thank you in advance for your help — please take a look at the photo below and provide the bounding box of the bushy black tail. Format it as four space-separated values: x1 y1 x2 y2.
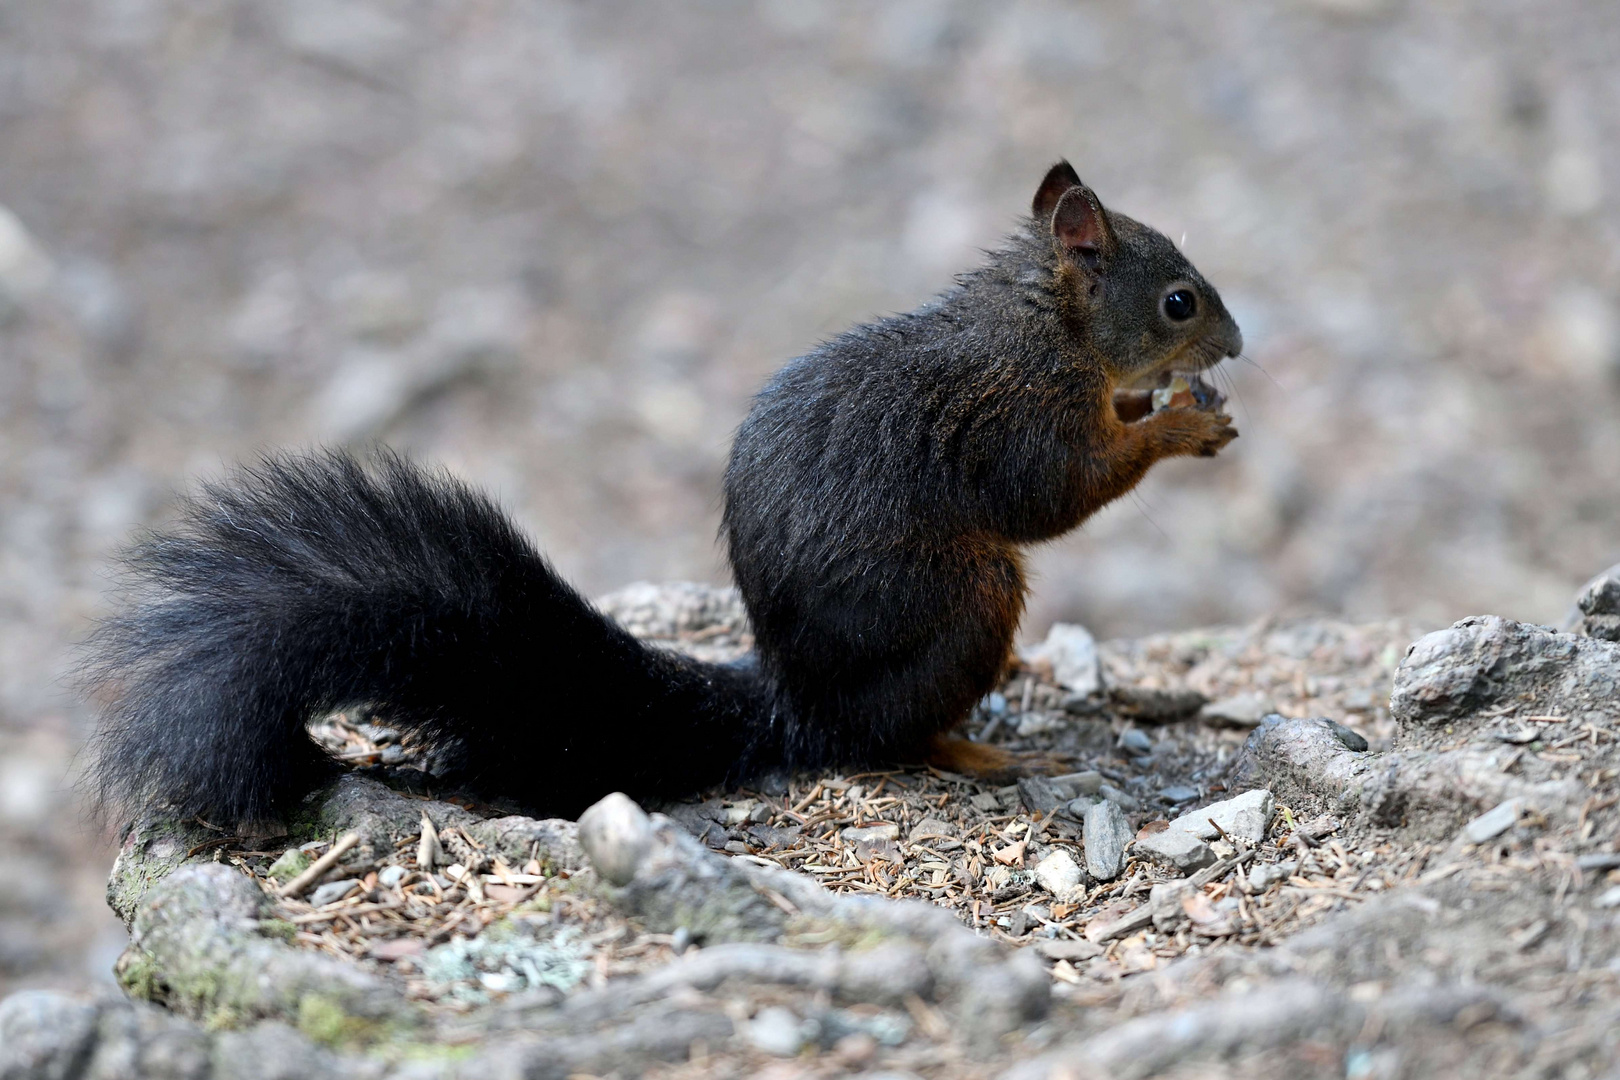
84 450 774 825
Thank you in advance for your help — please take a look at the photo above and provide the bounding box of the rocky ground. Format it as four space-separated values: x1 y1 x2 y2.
5 572 1619 1079
5 0 1620 1006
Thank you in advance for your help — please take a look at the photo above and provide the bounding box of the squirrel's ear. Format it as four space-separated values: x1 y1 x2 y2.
1051 185 1116 268
1032 160 1083 220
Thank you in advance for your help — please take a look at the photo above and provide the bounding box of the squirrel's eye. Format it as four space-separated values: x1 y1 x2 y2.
1159 286 1198 320
1162 289 1198 322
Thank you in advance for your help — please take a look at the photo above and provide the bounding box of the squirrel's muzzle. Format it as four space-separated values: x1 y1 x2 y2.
1217 320 1244 359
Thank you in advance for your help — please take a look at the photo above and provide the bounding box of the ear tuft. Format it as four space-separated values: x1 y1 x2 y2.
1032 160 1083 220
1051 185 1115 267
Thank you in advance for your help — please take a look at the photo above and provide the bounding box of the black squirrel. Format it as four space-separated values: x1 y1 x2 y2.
85 162 1242 825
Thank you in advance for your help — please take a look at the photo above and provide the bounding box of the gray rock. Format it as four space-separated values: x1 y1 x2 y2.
970 792 1003 812
1020 622 1102 697
909 818 955 843
1036 939 1103 962
1018 776 1066 813
1577 565 1620 615
1033 849 1082 895
1052 770 1104 797
1064 796 1100 819
1200 691 1276 728
1168 789 1275 845
579 792 655 886
1391 616 1620 730
1462 799 1523 844
1082 800 1130 881
820 1007 912 1047
1097 784 1141 813
1118 729 1154 756
1578 613 1620 641
107 819 219 924
314 774 580 872
377 865 409 889
1247 860 1299 891
1327 721 1370 752
1159 785 1199 803
1569 563 1620 641
309 878 361 907
1134 827 1216 872
120 863 414 1033
1594 886 1620 910
1146 880 1196 932
842 823 901 844
749 1006 807 1056
0 989 99 1079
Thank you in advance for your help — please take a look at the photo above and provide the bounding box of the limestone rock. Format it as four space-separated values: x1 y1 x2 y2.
1167 789 1275 846
1033 849 1083 895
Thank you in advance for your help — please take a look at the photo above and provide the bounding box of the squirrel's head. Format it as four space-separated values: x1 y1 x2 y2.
1033 160 1243 387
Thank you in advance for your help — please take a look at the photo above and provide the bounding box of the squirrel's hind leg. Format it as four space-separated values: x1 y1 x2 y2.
925 733 1022 781
924 733 1074 783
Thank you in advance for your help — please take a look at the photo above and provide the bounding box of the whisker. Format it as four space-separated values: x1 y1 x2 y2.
1236 352 1283 391
1128 488 1171 541
1216 363 1250 423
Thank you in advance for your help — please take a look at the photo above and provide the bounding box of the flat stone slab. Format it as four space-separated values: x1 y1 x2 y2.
1167 789 1275 846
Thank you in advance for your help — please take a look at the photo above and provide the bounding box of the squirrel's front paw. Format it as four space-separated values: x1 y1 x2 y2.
1151 407 1238 458
1194 411 1238 456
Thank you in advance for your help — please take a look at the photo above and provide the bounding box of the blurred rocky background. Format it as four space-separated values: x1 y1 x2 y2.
1 0 1617 995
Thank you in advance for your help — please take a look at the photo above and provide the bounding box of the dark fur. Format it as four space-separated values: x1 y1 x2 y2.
85 451 770 822
86 163 1242 824
725 167 1241 774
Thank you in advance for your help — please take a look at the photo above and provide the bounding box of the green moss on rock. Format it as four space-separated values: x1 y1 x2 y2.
266 849 313 882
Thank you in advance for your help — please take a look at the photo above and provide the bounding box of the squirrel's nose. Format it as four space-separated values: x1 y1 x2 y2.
1222 322 1244 358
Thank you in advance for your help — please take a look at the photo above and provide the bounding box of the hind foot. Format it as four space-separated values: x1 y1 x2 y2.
925 735 1073 782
